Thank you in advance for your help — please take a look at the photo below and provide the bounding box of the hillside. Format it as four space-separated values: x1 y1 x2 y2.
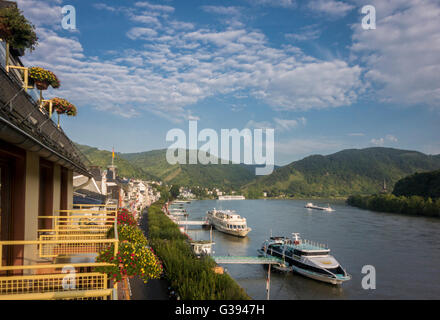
244 148 440 197
121 150 255 189
76 144 255 189
393 170 440 199
76 144 158 180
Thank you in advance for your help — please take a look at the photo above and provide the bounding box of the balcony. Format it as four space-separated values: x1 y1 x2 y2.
0 204 120 300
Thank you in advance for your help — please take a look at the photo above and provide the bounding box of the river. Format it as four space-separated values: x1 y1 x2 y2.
180 199 440 300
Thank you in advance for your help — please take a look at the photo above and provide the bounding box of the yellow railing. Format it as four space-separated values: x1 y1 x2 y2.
0 272 111 300
0 240 118 300
38 210 117 237
0 205 120 300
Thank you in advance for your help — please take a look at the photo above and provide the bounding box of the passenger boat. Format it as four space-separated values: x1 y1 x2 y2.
258 233 351 285
305 202 335 212
206 209 251 237
168 208 188 216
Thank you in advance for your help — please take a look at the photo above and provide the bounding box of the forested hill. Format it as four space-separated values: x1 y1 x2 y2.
76 144 158 180
120 149 255 189
243 148 440 197
76 144 255 189
393 170 440 199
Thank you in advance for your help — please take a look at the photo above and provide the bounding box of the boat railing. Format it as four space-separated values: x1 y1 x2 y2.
299 239 329 250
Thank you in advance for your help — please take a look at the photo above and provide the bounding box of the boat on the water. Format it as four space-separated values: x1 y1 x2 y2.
168 208 188 216
305 202 335 212
206 209 251 237
218 195 245 200
257 233 351 285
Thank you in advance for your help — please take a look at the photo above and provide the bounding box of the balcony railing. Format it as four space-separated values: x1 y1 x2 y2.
0 205 120 300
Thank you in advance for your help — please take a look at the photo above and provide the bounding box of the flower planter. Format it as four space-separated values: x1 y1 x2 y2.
35 80 49 90
29 67 60 90
9 46 25 57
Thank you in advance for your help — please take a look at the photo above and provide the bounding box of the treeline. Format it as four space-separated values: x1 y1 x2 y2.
393 170 440 199
146 200 250 300
347 194 440 217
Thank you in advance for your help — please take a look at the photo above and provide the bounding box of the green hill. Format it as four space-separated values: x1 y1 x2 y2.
76 144 255 189
121 149 255 189
75 144 158 180
393 170 440 199
244 148 440 197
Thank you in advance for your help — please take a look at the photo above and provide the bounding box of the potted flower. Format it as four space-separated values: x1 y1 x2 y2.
29 67 60 90
0 6 38 55
43 98 77 116
117 208 137 226
95 241 163 283
107 224 149 247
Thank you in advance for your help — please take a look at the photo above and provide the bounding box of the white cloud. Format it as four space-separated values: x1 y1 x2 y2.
249 0 296 8
385 134 398 143
348 132 365 136
16 0 63 28
93 3 117 12
126 27 158 40
351 0 440 109
285 25 322 42
370 134 398 146
245 120 273 130
273 117 307 131
134 1 175 13
201 6 241 16
20 0 363 122
307 0 354 18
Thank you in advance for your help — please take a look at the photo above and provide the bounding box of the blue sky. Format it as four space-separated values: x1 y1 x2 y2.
17 0 440 165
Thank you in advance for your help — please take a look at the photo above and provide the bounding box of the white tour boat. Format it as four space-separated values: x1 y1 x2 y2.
206 209 251 237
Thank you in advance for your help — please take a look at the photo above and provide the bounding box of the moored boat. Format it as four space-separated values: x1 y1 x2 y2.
258 233 350 285
206 209 251 237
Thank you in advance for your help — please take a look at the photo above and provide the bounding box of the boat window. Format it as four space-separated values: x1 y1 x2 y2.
325 266 344 275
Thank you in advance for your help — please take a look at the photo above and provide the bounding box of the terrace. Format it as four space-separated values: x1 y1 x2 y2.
0 204 120 300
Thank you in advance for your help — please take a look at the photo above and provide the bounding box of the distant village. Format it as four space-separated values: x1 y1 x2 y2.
73 164 163 220
73 161 254 216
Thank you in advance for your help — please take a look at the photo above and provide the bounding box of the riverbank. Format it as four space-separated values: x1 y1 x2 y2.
347 194 440 218
147 200 250 300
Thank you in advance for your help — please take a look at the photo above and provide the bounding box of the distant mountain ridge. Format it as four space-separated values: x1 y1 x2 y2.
243 147 440 197
76 143 440 197
75 144 255 189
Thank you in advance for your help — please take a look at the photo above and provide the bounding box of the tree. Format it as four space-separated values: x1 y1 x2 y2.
170 185 180 200
0 6 38 52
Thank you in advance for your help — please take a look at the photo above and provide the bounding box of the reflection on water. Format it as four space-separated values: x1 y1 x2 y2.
179 199 440 300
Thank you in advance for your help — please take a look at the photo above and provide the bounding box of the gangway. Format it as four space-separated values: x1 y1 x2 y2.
213 256 283 265
213 255 285 300
177 220 209 226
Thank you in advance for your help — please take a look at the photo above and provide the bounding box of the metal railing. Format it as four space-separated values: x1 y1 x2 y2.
0 206 120 300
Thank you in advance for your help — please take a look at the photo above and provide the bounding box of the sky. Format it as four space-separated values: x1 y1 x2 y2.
15 0 440 166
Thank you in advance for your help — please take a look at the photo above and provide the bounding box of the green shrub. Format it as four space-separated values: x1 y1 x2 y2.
147 202 250 300
0 6 38 52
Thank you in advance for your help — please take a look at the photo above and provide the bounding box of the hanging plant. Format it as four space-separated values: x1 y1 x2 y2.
95 241 163 283
0 6 38 54
43 98 77 116
29 67 60 90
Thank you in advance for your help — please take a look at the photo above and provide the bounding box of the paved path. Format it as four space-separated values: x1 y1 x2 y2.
129 207 170 300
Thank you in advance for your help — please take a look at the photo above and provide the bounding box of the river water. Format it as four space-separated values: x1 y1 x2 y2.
180 199 440 300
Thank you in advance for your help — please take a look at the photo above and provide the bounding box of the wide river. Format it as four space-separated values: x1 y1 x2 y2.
180 199 440 300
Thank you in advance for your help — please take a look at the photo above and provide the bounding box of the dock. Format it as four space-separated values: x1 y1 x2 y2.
213 256 283 265
176 220 209 226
